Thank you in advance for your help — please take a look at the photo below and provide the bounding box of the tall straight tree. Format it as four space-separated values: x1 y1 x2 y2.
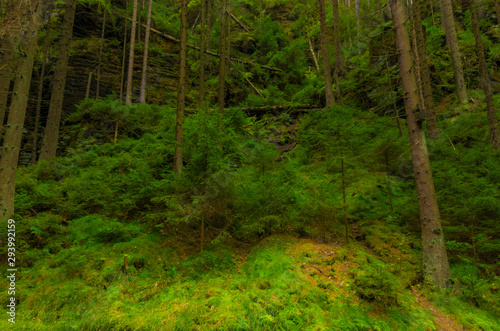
96 4 106 99
125 0 138 105
496 0 500 25
439 0 468 104
32 8 54 164
413 0 439 139
319 0 335 108
466 0 500 149
217 0 228 113
174 0 188 173
199 0 208 107
39 0 77 161
390 0 451 288
0 1 42 220
0 37 14 131
331 0 344 74
139 0 153 104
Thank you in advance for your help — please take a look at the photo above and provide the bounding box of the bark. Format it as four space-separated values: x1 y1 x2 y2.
414 0 439 139
0 2 42 220
174 0 188 173
228 11 249 32
307 36 320 72
0 37 14 131
32 12 53 164
331 0 344 75
226 0 231 74
319 0 335 108
96 6 106 99
390 0 451 288
355 0 361 53
119 16 128 101
199 0 208 107
217 0 228 113
467 0 500 148
439 0 468 104
125 0 138 105
139 0 153 104
496 0 500 25
39 0 77 161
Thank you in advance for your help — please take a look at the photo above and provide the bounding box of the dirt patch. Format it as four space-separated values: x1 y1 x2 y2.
410 287 462 331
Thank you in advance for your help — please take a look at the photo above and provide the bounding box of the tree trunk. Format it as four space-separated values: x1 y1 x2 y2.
467 0 500 148
120 17 128 101
439 0 468 104
413 0 439 139
226 0 231 74
199 0 208 107
139 0 153 104
390 0 451 288
0 2 42 220
217 0 228 113
96 6 106 99
32 11 53 164
319 0 335 108
307 35 320 72
125 0 139 105
174 0 188 173
331 0 344 75
355 0 361 53
39 0 77 161
0 37 14 132
496 0 500 25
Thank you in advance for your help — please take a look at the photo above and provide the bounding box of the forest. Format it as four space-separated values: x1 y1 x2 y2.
0 0 500 329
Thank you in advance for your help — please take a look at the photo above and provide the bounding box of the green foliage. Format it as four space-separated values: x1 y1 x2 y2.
69 215 141 244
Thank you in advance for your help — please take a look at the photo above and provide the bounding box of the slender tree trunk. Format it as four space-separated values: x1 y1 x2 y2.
307 35 320 72
355 0 361 53
319 0 335 108
390 0 451 288
496 0 500 25
125 0 139 105
139 0 153 104
199 0 208 107
0 37 14 132
174 0 188 173
39 0 77 161
439 0 468 104
217 0 228 113
226 0 231 74
385 55 404 137
96 6 106 99
32 12 53 164
120 18 128 101
331 0 344 75
0 2 42 220
414 0 439 139
467 0 500 148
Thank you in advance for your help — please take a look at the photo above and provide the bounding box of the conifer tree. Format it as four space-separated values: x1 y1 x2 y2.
39 0 77 161
0 0 42 219
390 0 451 288
174 0 188 173
439 0 468 104
125 0 138 105
139 0 153 104
218 0 228 113
319 0 335 107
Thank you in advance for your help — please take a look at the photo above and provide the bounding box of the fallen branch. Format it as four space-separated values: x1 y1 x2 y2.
228 11 250 32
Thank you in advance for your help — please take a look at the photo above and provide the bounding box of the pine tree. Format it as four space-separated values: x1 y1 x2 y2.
39 0 77 161
390 0 451 288
319 0 335 107
218 0 228 113
439 0 468 104
174 0 188 173
139 0 153 104
125 0 138 105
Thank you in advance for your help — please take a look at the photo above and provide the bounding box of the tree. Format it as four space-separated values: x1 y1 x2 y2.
319 0 335 108
466 0 500 149
331 0 344 75
39 0 77 161
139 0 153 104
413 0 439 139
32 8 54 164
96 3 107 99
0 1 42 220
439 0 468 104
125 0 139 105
496 0 500 26
0 37 14 132
218 0 228 113
199 0 209 107
174 0 188 173
390 0 451 288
